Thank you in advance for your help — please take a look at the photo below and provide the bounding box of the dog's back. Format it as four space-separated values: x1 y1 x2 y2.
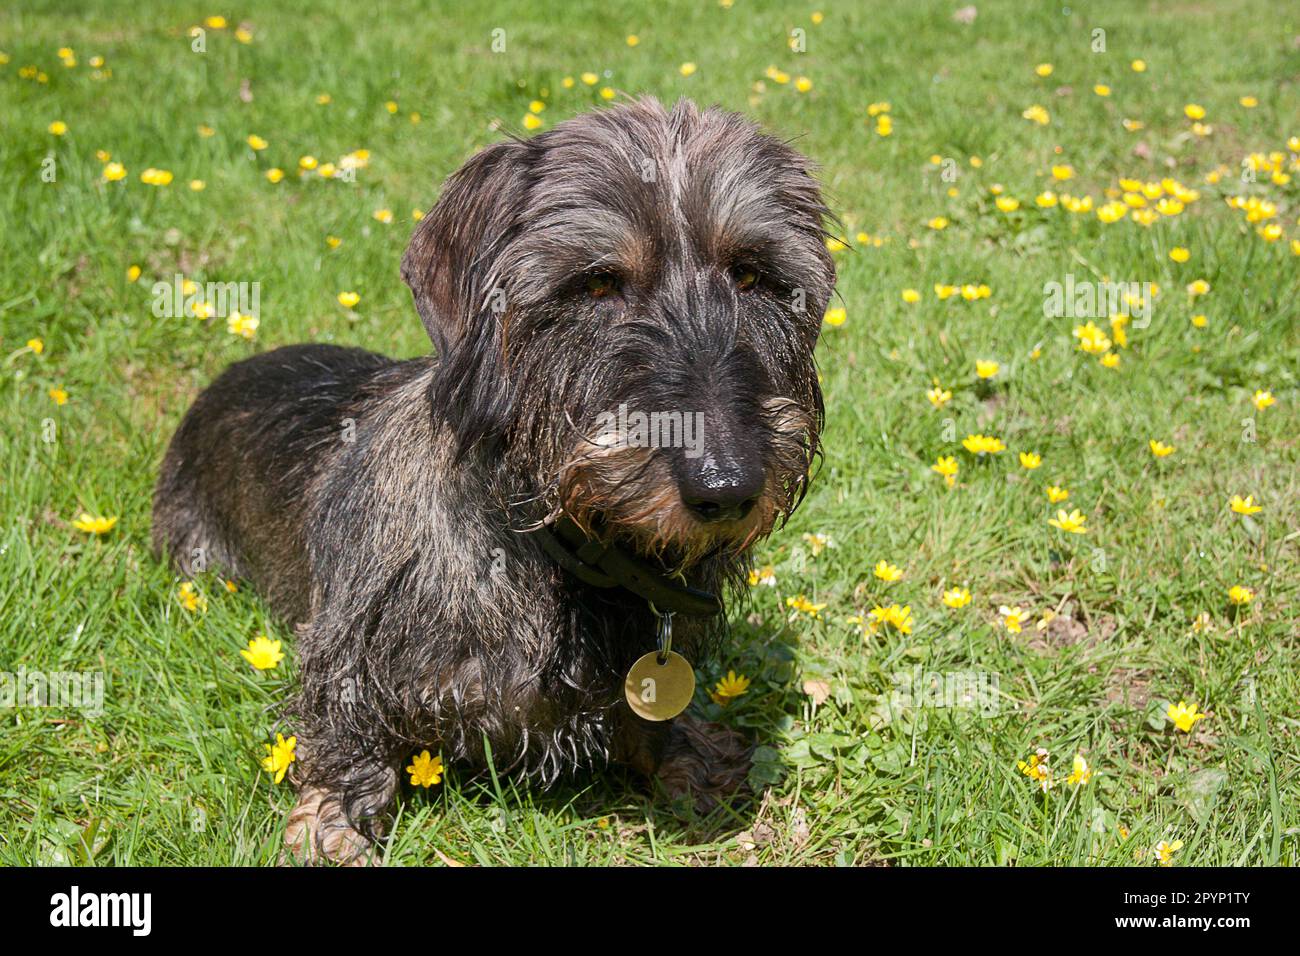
152 343 398 621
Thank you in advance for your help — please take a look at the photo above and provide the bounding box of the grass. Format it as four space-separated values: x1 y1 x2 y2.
1 0 1298 866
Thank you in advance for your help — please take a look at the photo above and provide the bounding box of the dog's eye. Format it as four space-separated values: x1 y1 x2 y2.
586 272 621 298
730 263 759 292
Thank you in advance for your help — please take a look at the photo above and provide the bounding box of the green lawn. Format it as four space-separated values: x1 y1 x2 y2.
2 0 1298 866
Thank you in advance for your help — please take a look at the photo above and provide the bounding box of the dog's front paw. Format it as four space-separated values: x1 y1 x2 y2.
281 787 381 867
656 714 753 813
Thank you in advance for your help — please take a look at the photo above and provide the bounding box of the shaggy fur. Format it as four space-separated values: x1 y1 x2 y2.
152 97 835 864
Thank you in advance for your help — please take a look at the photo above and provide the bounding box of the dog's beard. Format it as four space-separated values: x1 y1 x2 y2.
548 397 817 569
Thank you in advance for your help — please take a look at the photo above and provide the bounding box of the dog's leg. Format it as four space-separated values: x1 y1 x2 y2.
614 708 753 812
282 787 376 867
281 759 398 867
656 714 754 812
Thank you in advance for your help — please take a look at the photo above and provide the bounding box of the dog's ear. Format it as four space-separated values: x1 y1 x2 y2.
403 141 531 456
401 141 528 357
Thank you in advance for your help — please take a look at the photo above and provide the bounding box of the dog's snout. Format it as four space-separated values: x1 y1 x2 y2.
676 452 765 523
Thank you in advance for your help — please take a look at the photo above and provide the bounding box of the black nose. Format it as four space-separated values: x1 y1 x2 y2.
677 453 765 523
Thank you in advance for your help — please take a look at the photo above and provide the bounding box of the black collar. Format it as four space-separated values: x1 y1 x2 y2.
533 515 722 617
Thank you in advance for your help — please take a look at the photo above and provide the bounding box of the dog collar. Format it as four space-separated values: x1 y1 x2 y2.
533 515 723 617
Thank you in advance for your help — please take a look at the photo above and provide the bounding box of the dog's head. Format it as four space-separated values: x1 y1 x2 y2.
403 97 835 565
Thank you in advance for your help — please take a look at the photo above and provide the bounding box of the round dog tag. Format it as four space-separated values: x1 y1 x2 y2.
624 650 695 721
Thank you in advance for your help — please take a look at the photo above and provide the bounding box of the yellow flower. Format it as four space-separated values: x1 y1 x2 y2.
261 733 297 784
1066 754 1093 787
1187 278 1211 296
315 93 332 105
875 115 892 136
786 594 827 618
975 359 999 379
49 386 68 405
1169 247 1190 263
337 291 360 308
1093 84 1110 97
1045 485 1069 503
871 604 913 634
802 531 834 556
226 312 258 339
298 155 318 171
1017 749 1053 791
1050 164 1074 181
1034 63 1053 77
873 560 903 583
235 27 253 44
1251 389 1275 410
995 196 1020 212
1229 495 1262 516
626 34 639 47
406 750 444 787
1122 118 1145 132
1048 508 1088 534
902 288 921 303
927 216 949 230
823 306 846 327
931 455 959 488
384 100 399 114
1154 839 1184 867
999 605 1028 634
372 208 393 224
1035 190 1058 208
580 72 598 85
1099 352 1120 369
1183 103 1205 120
246 134 268 150
1149 439 1175 458
1166 701 1206 733
747 565 777 587
1190 314 1208 328
325 235 342 250
1096 201 1127 223
962 433 1006 455
522 112 543 131
102 162 127 181
926 386 952 409
1227 585 1253 606
240 635 285 671
177 581 208 613
189 179 205 191
1021 104 1050 125
26 337 44 354
1073 321 1112 354
679 62 697 77
140 168 174 186
73 513 117 534
197 124 216 137
1018 452 1042 470
204 15 228 29
942 586 971 609
710 670 752 705
48 120 68 135
265 168 284 184
1130 59 1146 72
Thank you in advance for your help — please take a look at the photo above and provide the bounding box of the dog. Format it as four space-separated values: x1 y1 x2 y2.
152 97 835 864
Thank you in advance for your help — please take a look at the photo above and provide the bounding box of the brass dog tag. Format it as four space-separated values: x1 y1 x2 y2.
625 650 695 721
